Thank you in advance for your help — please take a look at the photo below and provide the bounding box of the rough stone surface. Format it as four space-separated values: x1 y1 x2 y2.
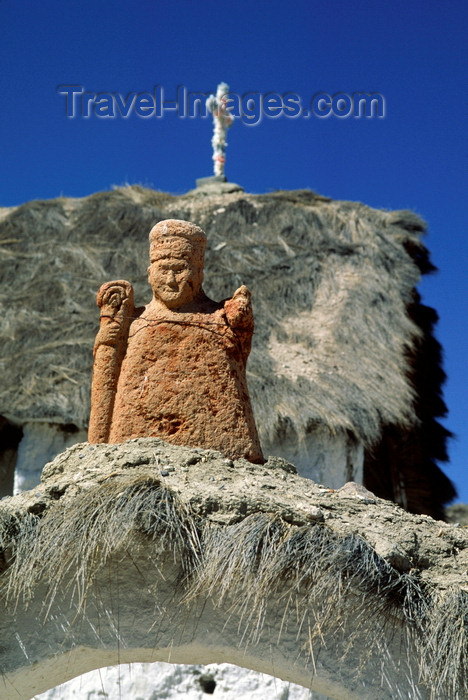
89 219 263 463
190 180 245 195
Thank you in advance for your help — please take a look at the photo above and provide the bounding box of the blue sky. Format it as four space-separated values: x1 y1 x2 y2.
1 0 466 502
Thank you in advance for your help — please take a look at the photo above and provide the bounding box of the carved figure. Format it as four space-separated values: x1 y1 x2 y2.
89 219 264 463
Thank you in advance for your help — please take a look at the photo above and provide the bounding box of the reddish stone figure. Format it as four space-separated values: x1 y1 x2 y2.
89 219 264 463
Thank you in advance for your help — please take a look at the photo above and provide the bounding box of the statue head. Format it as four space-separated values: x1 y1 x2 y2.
147 219 206 310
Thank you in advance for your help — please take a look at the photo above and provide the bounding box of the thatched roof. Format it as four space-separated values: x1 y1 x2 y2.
0 186 455 515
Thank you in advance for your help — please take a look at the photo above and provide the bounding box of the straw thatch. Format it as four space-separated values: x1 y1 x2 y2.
0 440 466 699
0 186 455 516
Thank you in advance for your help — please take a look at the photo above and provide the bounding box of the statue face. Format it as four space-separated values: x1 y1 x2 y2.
148 256 203 309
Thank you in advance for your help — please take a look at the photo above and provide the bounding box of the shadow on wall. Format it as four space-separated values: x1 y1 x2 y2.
0 419 87 497
0 418 22 498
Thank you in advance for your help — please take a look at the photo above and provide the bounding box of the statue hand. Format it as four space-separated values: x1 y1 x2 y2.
97 280 134 320
232 285 251 302
94 280 134 353
224 285 253 328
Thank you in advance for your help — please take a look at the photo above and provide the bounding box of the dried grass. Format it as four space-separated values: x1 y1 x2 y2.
0 474 200 611
0 187 429 439
0 473 465 698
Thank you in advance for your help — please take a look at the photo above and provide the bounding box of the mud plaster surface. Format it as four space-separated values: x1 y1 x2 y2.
6 437 466 591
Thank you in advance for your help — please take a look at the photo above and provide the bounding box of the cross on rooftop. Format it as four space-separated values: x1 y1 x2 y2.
206 82 234 178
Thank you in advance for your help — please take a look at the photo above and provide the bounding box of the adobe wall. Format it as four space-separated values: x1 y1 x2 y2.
1 439 465 700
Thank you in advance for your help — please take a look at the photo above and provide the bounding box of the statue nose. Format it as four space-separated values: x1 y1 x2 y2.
167 271 178 288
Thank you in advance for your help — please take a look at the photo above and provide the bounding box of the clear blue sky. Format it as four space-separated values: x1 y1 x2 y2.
1 0 466 502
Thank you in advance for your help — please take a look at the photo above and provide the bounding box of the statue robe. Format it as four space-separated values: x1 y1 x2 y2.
108 295 263 463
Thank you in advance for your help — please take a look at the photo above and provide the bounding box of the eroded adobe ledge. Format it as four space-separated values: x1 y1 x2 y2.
0 439 466 700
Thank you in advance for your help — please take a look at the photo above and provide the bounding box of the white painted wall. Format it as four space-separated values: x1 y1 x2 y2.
34 662 323 700
266 427 364 488
14 423 87 494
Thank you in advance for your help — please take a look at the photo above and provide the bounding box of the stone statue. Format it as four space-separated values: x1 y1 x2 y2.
89 219 264 463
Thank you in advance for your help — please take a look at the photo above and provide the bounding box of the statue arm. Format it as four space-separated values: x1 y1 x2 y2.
93 281 135 355
88 281 135 443
223 285 254 359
